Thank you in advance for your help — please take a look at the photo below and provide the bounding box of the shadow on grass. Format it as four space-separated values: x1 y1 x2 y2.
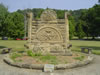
71 39 100 41
79 46 100 51
18 51 25 53
0 46 7 49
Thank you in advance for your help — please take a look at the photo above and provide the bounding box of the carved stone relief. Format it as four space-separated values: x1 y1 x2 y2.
41 9 57 21
36 27 62 42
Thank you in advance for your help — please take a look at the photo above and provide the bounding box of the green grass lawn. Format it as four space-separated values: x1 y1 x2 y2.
0 40 26 52
70 40 100 55
0 40 100 55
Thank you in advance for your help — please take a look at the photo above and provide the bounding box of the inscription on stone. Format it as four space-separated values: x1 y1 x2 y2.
44 64 54 72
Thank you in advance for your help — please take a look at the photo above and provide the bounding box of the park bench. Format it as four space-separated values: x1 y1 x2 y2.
1 48 12 54
81 47 92 54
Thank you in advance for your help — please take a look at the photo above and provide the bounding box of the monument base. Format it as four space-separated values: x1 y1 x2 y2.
25 43 72 56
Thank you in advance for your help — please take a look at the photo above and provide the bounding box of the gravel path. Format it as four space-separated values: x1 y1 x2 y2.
0 54 100 75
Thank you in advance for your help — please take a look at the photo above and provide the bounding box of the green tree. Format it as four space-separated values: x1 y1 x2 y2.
78 5 100 39
76 20 85 39
86 5 100 39
0 3 9 36
56 10 65 19
11 12 24 39
5 12 24 39
68 15 76 39
31 8 44 19
79 9 90 39
98 0 100 3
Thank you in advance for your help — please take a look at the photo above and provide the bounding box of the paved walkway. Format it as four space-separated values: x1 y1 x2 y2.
0 54 100 75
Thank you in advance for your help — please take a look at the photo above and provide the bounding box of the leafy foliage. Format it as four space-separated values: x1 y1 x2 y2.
79 4 100 39
0 3 100 40
68 16 76 39
0 3 24 39
5 12 24 39
0 3 9 36
76 20 85 39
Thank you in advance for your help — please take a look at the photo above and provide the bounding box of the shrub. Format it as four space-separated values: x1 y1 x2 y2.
27 50 35 57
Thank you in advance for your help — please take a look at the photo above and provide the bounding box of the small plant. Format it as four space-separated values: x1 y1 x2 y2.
27 50 42 57
74 55 85 61
35 52 42 56
10 53 22 61
27 50 35 57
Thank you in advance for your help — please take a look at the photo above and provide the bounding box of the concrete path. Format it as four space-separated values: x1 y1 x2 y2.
0 54 100 75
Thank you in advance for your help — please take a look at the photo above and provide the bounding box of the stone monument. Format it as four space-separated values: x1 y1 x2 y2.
25 9 71 55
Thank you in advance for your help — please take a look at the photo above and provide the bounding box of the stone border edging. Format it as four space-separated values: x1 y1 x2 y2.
55 55 93 69
3 54 94 70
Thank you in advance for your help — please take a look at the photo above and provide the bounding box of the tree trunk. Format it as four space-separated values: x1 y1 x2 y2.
92 36 95 40
86 34 88 40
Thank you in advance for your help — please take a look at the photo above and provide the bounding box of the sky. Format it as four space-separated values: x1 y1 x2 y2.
0 0 98 12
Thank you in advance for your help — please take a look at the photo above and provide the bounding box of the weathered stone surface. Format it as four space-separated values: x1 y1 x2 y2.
4 56 13 65
30 64 44 69
55 64 67 69
41 9 57 21
25 9 70 55
22 64 31 69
